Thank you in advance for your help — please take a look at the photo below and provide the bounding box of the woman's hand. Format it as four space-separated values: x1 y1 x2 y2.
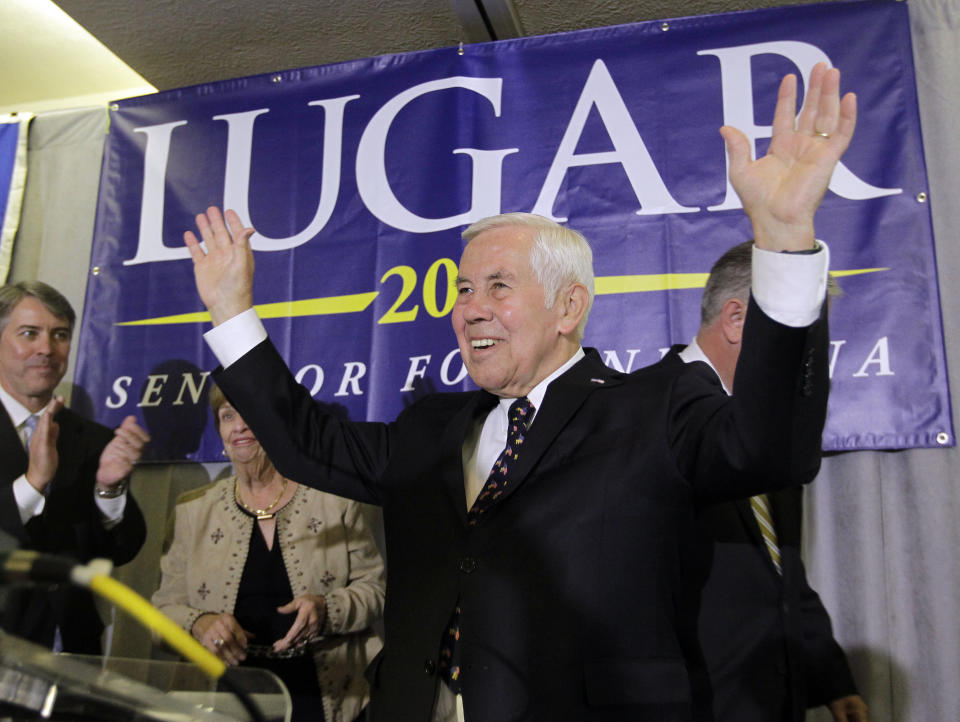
192 612 251 666
274 594 327 652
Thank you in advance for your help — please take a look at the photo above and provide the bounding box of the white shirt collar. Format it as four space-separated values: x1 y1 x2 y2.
497 346 586 421
678 337 729 395
0 383 32 428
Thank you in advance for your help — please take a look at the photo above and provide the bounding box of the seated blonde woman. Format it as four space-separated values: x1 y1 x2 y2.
152 383 385 722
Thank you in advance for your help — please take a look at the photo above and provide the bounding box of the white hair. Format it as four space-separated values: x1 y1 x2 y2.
462 213 595 339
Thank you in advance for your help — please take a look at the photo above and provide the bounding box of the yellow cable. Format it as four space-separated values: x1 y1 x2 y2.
87 574 226 679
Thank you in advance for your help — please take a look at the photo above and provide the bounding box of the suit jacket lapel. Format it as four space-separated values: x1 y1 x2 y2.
0 406 30 542
0 406 27 485
441 390 499 526
488 350 623 509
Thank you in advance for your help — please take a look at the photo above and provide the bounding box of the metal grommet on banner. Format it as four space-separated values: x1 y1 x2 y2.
91 266 100 276
936 432 950 445
661 22 670 31
458 41 464 56
916 192 927 203
271 74 282 83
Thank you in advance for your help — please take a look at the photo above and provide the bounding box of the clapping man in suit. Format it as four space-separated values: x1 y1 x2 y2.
660 242 869 721
184 63 854 721
0 281 149 654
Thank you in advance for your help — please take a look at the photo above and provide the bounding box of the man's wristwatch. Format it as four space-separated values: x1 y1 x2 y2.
96 478 128 498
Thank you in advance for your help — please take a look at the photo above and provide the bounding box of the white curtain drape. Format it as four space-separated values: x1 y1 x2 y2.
805 1 960 719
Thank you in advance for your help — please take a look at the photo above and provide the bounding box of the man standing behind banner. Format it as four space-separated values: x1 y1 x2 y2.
184 63 854 721
0 281 149 654
659 241 868 722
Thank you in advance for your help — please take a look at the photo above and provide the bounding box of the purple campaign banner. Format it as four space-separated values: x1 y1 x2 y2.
76 0 950 462
0 122 19 215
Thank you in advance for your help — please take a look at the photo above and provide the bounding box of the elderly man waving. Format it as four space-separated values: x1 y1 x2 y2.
185 63 854 722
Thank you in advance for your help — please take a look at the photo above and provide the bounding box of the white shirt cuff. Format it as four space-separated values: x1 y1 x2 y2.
13 476 45 523
96 492 127 528
751 241 830 327
203 308 268 368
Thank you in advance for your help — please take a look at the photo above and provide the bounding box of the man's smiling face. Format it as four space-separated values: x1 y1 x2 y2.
0 296 71 412
452 225 568 398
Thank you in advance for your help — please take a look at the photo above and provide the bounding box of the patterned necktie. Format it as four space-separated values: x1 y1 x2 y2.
21 414 39 452
750 493 782 574
438 397 536 692
467 397 535 526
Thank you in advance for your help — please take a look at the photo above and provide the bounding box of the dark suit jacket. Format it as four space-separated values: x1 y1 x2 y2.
0 404 146 654
660 347 857 721
215 297 829 722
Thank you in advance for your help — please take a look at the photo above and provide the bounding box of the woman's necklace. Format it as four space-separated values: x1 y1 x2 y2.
234 476 288 520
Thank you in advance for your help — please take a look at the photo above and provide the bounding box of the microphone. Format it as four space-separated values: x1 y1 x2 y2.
0 550 82 585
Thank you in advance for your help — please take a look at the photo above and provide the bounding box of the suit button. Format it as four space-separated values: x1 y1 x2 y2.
424 659 436 675
458 557 478 574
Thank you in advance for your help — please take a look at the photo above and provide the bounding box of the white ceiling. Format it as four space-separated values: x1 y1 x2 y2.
2 0 829 116
0 0 154 114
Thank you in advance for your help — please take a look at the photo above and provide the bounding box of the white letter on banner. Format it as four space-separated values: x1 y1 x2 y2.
138 374 168 407
699 42 901 211
356 77 518 232
173 372 210 405
125 121 190 265
401 355 432 392
106 376 133 409
295 364 325 396
440 349 469 386
533 60 698 222
853 337 895 377
829 339 846 379
217 96 360 251
335 362 367 396
602 349 644 373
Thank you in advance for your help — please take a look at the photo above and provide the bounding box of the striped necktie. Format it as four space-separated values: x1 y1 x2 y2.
750 493 782 574
20 414 39 451
467 397 534 526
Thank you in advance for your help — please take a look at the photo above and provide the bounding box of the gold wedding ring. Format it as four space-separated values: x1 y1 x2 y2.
814 130 830 139
214 638 224 648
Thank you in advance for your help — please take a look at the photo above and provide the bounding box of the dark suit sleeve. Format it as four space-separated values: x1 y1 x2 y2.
670 296 829 505
0 486 28 546
780 487 858 706
95 492 146 567
214 338 393 505
0 409 33 545
76 418 147 566
797 562 859 706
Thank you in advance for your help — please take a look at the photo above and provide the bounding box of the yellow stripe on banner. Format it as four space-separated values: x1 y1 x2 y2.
595 273 709 295
116 291 379 326
831 267 889 278
116 268 889 326
595 267 888 296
